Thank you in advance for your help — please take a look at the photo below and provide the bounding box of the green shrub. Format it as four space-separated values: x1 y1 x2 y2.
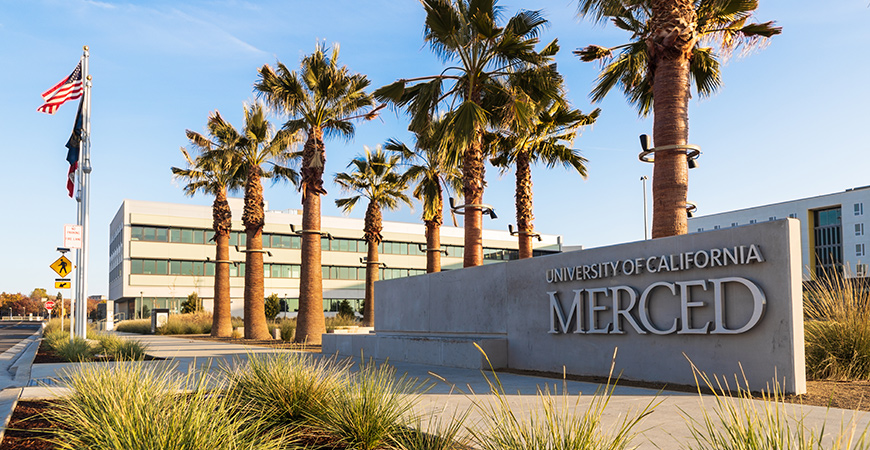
308 359 429 450
45 362 292 450
278 319 296 342
804 267 870 380
115 319 151 334
225 352 347 428
337 300 355 318
92 333 148 361
53 337 96 362
264 293 281 320
43 327 69 352
180 292 202 314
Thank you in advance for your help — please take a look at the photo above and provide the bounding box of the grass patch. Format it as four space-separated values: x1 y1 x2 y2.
45 362 293 450
308 358 430 450
683 362 870 449
91 333 148 361
158 312 213 335
469 346 655 450
804 267 870 380
326 314 360 331
114 319 151 334
225 352 347 428
52 337 96 362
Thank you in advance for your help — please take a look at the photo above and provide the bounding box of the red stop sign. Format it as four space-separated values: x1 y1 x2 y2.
45 301 55 311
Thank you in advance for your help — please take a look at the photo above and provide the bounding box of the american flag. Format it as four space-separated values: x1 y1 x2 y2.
37 61 83 115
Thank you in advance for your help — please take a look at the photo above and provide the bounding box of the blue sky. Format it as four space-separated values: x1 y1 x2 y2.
1 0 868 297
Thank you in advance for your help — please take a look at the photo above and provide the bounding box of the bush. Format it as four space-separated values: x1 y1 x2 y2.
337 300 355 318
326 314 359 331
308 359 429 450
278 319 296 342
93 333 149 361
225 352 347 428
46 362 292 450
115 319 151 334
264 294 281 320
180 292 202 314
53 337 97 362
158 312 212 335
804 267 870 380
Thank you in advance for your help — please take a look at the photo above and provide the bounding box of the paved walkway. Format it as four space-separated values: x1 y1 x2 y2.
5 332 870 449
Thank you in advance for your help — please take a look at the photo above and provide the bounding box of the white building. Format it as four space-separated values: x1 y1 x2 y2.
688 186 870 280
109 199 562 319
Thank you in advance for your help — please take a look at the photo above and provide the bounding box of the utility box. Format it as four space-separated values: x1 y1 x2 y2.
151 308 170 334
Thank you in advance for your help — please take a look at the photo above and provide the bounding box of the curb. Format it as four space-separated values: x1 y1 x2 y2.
0 387 22 444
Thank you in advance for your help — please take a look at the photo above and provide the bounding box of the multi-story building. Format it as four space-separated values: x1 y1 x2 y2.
109 199 562 319
688 186 870 280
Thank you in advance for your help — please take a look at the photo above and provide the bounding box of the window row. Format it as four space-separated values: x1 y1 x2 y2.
129 258 425 281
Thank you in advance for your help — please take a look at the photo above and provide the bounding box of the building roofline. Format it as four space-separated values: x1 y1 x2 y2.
689 185 870 221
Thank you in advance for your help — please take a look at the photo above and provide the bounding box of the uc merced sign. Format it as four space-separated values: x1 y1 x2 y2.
323 219 806 394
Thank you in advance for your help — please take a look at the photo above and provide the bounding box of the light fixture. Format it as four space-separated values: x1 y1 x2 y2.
417 243 448 255
508 224 542 241
290 223 333 240
638 134 701 169
449 197 497 219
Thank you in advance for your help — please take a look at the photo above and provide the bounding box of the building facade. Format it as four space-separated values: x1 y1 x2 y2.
688 186 870 280
109 199 562 319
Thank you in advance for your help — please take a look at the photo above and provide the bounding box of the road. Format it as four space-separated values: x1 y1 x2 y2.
0 322 42 354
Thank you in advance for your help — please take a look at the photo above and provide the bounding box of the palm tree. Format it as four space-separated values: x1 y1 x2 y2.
334 146 412 326
206 103 298 340
492 102 599 259
171 112 244 337
375 0 558 268
255 44 378 344
385 129 462 273
575 0 780 238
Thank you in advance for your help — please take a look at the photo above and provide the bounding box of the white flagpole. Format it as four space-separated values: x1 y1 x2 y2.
74 46 91 339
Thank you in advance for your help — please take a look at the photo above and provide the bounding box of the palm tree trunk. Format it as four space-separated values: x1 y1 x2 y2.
242 166 271 340
649 0 695 239
515 151 534 259
425 219 441 273
363 202 382 327
463 131 485 267
295 129 327 344
211 191 233 337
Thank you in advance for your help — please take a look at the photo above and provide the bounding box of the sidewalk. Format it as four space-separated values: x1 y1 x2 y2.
9 333 870 449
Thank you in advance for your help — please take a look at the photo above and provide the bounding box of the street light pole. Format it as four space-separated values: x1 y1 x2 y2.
641 176 649 240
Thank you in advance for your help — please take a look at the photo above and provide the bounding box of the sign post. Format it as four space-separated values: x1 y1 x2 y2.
53 247 74 340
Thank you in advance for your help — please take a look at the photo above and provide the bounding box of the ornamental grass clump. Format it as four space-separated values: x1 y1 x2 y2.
804 267 870 380
93 333 148 361
468 346 655 450
683 363 870 450
225 352 347 428
158 311 213 335
53 336 97 362
308 358 430 450
114 318 152 334
45 362 293 450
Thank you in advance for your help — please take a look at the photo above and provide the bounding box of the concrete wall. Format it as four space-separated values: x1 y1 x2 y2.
365 219 806 394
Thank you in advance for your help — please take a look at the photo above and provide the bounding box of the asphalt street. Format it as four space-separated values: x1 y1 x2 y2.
0 322 43 354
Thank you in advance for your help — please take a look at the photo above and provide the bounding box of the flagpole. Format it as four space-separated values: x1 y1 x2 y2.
75 45 91 339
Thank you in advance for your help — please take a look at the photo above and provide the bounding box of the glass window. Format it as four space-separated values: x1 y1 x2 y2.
143 260 156 274
856 203 864 216
155 260 167 275
205 231 215 243
358 267 366 280
291 236 301 249
170 229 182 243
322 239 330 251
339 267 350 279
858 244 866 257
155 228 168 242
230 264 239 277
170 261 181 274
229 232 238 246
181 229 193 243
143 227 156 241
857 224 864 236
131 226 143 241
238 233 246 247
193 230 204 244
322 266 330 279
131 259 143 274
280 236 291 248
291 265 300 278
205 262 214 276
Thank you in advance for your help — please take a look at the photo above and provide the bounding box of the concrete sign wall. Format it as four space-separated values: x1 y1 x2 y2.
324 219 806 394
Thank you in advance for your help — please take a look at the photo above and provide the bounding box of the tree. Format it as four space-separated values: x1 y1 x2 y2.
375 0 558 267
337 300 355 319
385 127 462 273
181 292 203 314
30 288 48 300
575 0 780 237
264 293 281 321
207 103 299 340
492 100 598 259
255 43 378 344
172 111 244 337
334 146 412 326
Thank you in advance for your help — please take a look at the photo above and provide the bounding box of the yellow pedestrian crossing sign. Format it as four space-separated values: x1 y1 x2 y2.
50 255 73 277
55 279 71 289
